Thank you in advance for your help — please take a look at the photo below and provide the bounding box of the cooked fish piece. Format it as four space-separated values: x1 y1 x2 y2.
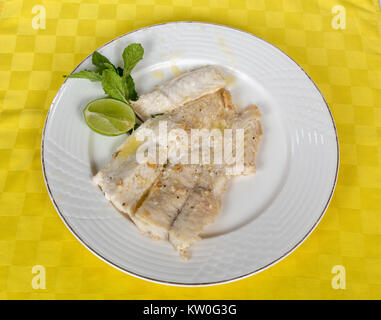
230 105 262 175
166 89 237 165
133 165 200 240
168 88 236 129
93 117 184 218
93 137 161 217
93 157 160 217
169 185 222 260
131 66 226 119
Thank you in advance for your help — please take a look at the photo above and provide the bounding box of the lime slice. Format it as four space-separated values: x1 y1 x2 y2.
83 98 136 136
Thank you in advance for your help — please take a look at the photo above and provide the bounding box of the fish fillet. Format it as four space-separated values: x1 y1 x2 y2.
168 88 236 129
231 105 262 175
131 66 226 119
133 165 199 240
169 185 222 260
93 117 185 218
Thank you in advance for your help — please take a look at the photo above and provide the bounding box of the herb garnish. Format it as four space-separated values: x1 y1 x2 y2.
64 43 144 103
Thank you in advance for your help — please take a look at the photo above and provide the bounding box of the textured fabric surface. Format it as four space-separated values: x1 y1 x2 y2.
0 0 380 299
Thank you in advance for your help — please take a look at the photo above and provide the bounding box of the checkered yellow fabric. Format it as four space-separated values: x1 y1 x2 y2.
0 0 380 299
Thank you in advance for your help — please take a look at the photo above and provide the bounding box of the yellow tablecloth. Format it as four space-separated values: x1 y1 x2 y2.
0 0 380 299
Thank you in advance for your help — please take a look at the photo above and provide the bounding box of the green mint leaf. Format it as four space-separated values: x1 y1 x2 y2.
103 62 116 71
122 43 144 77
65 70 102 82
126 75 138 101
101 69 128 103
92 51 114 72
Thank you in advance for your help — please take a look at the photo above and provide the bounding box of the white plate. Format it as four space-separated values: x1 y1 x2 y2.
42 22 339 286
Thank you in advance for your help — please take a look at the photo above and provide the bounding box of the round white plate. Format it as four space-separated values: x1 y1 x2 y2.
42 22 339 286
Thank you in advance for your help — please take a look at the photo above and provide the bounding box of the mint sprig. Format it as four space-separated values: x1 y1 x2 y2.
64 43 144 103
